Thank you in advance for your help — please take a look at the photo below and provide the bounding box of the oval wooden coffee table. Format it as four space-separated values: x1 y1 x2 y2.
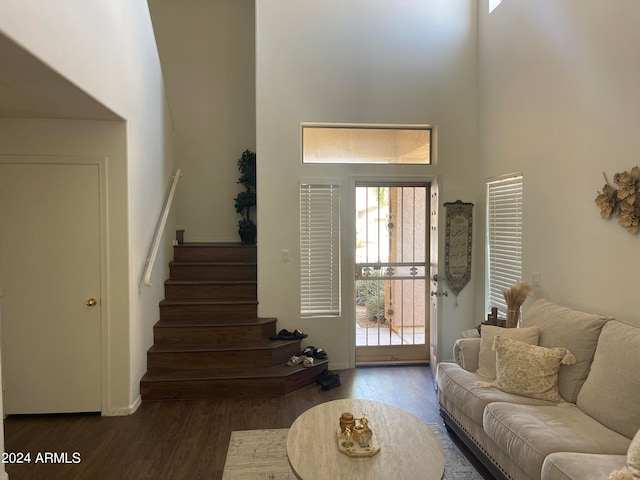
287 399 445 479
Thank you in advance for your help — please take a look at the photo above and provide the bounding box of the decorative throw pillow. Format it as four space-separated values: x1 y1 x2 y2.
521 298 609 403
609 429 640 480
476 325 540 379
480 336 576 403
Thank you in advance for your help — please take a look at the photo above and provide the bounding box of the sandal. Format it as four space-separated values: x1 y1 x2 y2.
302 346 316 357
317 369 341 389
303 357 314 368
292 329 308 339
270 329 309 340
286 355 305 367
270 329 292 340
314 347 328 359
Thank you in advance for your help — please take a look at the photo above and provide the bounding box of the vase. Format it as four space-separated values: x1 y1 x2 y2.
506 307 520 328
339 413 355 433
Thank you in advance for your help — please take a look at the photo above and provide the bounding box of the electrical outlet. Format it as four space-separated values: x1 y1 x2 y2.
532 272 541 286
281 249 290 262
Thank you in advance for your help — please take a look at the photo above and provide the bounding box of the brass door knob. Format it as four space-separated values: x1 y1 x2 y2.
86 298 97 307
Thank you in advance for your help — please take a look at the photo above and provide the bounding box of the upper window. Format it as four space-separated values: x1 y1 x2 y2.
302 124 432 165
489 0 503 13
486 174 523 317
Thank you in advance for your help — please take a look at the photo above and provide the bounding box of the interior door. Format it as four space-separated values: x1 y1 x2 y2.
0 161 102 414
429 177 440 369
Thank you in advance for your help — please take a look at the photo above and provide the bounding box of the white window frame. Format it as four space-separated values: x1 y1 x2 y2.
300 182 341 317
486 173 523 317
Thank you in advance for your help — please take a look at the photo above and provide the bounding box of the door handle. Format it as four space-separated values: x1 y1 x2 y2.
430 290 448 297
86 298 98 307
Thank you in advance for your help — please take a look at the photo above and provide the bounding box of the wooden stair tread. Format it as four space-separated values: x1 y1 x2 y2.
142 360 329 381
165 279 257 285
148 340 300 353
176 242 253 247
169 261 257 266
154 317 277 328
160 299 258 306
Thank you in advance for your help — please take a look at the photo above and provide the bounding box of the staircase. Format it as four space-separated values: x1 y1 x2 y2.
140 243 328 401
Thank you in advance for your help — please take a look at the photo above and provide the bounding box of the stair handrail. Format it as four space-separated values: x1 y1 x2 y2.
143 168 183 287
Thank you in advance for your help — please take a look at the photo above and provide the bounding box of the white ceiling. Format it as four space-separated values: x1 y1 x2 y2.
0 33 121 120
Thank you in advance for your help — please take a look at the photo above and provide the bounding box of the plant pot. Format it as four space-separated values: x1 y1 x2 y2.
238 224 257 245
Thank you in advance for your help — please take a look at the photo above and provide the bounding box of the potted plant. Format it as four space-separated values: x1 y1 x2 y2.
234 149 257 244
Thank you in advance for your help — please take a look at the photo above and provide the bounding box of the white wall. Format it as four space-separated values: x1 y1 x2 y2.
148 0 256 243
478 0 640 324
257 0 479 368
0 0 175 411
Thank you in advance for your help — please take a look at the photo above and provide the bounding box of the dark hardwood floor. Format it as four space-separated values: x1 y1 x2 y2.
3 365 493 480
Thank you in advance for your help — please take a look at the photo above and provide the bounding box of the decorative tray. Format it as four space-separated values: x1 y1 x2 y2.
336 431 381 457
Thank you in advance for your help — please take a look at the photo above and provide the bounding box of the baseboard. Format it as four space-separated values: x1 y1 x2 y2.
356 360 430 367
104 395 141 416
327 362 349 370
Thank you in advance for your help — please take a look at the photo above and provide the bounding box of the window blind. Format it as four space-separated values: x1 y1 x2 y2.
486 174 523 316
300 183 341 317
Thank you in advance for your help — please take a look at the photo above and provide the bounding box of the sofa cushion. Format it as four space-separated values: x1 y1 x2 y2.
541 453 626 480
436 362 558 427
476 325 539 379
576 320 640 439
522 299 609 403
487 336 574 403
484 403 631 480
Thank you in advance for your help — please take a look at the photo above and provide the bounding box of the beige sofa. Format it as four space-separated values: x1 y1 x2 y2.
436 299 640 480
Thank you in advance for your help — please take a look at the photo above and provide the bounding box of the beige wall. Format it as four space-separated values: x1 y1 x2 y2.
148 0 256 243
0 0 175 411
257 0 479 368
0 119 131 413
477 0 640 324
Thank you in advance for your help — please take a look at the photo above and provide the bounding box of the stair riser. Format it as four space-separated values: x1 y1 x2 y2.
154 324 277 346
147 343 300 372
173 245 256 263
164 283 257 300
159 303 257 321
170 264 256 281
141 377 287 400
141 362 328 401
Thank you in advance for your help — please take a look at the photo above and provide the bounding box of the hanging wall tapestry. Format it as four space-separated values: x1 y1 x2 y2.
444 200 474 296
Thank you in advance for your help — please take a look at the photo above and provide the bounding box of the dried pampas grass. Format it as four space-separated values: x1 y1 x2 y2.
503 281 533 328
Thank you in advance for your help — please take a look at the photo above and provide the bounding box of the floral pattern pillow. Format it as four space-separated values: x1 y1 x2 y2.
609 428 640 480
483 336 576 403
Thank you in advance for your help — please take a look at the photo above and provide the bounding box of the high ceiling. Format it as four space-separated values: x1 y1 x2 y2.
0 33 121 120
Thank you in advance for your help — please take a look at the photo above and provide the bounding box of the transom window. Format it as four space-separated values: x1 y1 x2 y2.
301 124 432 165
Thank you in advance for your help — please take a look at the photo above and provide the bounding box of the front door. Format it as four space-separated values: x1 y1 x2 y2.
355 182 429 364
0 161 102 413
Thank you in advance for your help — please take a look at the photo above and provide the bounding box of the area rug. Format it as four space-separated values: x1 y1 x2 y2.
221 424 482 479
